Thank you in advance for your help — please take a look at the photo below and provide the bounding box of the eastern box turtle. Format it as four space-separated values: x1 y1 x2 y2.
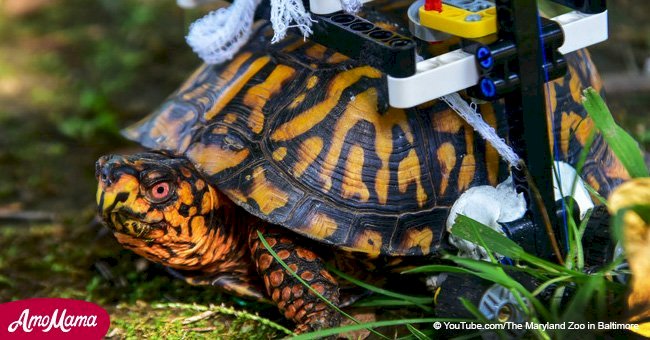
95 6 628 333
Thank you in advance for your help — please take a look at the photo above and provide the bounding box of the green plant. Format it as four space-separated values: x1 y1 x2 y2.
582 88 649 178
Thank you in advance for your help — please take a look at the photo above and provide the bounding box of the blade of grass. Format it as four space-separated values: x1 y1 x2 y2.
152 302 295 335
582 87 649 178
402 264 476 275
611 209 626 243
450 332 487 340
459 298 511 339
459 297 488 323
531 275 573 297
451 215 525 260
328 267 434 310
446 256 551 321
405 262 558 285
563 216 581 271
451 215 524 259
352 298 430 308
594 256 628 293
585 183 608 206
561 274 603 323
577 208 594 239
392 330 435 340
555 127 594 222
451 215 582 277
397 328 435 340
561 130 596 271
574 208 594 271
406 324 430 340
256 231 388 340
443 256 517 287
550 285 565 320
595 275 607 321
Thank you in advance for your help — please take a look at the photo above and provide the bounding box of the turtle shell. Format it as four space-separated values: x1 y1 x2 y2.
124 21 627 256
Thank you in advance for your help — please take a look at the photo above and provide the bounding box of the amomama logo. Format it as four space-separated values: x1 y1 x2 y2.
0 298 110 339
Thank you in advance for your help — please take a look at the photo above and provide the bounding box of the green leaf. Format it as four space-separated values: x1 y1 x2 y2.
450 215 525 260
450 215 575 276
445 257 523 290
582 87 649 178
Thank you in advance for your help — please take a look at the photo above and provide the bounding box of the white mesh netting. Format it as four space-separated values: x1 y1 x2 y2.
186 0 261 64
186 0 327 64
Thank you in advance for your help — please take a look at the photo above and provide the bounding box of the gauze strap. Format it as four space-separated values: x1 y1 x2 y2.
441 92 521 168
269 0 314 43
340 0 362 13
185 0 366 64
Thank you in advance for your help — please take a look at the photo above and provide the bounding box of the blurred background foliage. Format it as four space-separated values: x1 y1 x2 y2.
0 0 648 337
0 0 200 211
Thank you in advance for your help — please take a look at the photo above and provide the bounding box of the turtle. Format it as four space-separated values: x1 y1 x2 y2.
95 5 629 333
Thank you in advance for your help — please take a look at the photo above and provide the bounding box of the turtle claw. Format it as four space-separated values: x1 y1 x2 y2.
294 310 342 334
165 267 268 302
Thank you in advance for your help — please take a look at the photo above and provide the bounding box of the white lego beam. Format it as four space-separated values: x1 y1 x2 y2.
387 10 609 108
388 50 478 109
555 10 608 54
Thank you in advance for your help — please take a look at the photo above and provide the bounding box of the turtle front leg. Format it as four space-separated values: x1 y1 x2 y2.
249 225 341 334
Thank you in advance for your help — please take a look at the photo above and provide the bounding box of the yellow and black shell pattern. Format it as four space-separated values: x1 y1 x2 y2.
124 24 627 257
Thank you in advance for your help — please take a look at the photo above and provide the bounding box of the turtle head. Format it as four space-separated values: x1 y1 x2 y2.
95 152 223 270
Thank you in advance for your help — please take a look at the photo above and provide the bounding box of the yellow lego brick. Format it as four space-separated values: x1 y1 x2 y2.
419 4 497 38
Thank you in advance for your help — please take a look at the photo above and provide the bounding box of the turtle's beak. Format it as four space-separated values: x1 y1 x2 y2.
95 155 140 217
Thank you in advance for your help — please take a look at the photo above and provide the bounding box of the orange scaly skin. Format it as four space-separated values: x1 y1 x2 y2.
96 153 342 332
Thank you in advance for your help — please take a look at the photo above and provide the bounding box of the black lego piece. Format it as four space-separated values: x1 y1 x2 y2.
502 0 564 260
463 0 607 259
308 12 417 78
463 0 565 259
463 17 566 101
499 198 580 259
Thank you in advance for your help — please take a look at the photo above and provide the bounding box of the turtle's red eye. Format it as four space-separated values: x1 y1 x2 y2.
147 182 173 202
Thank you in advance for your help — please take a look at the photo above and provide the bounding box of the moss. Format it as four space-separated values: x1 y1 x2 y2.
107 303 284 339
